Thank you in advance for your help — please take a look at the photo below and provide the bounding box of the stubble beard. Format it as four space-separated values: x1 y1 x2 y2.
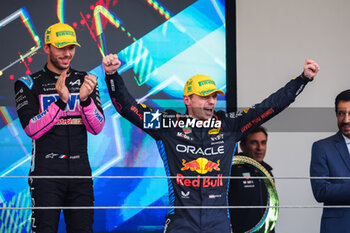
49 54 70 71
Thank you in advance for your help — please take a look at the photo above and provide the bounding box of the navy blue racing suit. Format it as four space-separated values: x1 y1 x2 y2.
228 154 275 233
105 72 311 233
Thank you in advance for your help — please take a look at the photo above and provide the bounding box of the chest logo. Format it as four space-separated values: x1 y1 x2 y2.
69 79 81 86
181 158 220 174
40 93 80 112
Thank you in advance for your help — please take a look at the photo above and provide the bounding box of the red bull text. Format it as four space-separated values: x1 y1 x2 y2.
176 173 223 188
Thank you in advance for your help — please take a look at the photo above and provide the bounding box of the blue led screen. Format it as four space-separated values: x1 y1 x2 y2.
0 0 226 232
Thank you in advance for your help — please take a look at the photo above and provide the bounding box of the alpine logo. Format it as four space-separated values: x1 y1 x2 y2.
69 79 81 86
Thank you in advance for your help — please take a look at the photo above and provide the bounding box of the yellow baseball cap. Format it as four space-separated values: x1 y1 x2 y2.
44 23 81 48
184 74 225 96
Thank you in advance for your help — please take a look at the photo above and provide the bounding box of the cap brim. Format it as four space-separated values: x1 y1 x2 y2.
214 89 225 95
53 42 81 48
199 89 225 96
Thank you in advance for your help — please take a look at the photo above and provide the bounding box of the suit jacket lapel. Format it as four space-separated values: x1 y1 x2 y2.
335 131 350 172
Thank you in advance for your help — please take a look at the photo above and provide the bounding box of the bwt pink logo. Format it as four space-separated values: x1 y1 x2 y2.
40 94 80 112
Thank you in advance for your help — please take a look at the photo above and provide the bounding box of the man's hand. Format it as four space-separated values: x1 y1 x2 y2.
303 59 320 79
80 74 97 102
56 71 70 103
102 54 121 75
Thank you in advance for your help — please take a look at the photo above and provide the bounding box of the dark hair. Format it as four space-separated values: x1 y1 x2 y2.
335 90 350 113
240 126 268 145
184 95 194 112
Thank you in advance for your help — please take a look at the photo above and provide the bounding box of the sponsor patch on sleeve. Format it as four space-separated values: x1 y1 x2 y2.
18 75 34 90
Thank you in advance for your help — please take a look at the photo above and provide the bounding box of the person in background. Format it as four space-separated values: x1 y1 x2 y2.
228 126 275 233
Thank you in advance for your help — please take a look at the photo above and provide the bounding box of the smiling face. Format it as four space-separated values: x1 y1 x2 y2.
44 44 75 73
184 92 217 120
240 131 267 163
336 101 350 139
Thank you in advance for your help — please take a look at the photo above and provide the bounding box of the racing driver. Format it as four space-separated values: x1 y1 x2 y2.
14 23 104 232
103 53 319 233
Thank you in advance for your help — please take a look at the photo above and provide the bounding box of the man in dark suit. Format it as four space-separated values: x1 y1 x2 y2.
310 89 350 233
228 126 275 233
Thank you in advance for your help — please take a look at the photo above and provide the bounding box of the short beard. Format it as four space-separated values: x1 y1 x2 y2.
49 54 69 71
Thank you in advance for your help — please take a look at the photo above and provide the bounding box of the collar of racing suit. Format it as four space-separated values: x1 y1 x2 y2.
183 110 219 122
43 63 72 79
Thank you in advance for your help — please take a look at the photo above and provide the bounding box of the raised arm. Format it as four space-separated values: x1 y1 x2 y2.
103 54 160 139
303 59 320 80
222 59 320 140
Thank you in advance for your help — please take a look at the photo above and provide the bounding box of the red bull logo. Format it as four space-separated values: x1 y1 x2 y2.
176 173 223 188
179 158 222 187
181 159 200 171
181 158 220 174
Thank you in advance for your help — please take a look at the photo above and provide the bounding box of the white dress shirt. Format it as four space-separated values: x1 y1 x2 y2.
342 134 350 155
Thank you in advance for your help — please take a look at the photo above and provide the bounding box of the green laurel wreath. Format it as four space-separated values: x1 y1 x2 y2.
232 156 279 233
